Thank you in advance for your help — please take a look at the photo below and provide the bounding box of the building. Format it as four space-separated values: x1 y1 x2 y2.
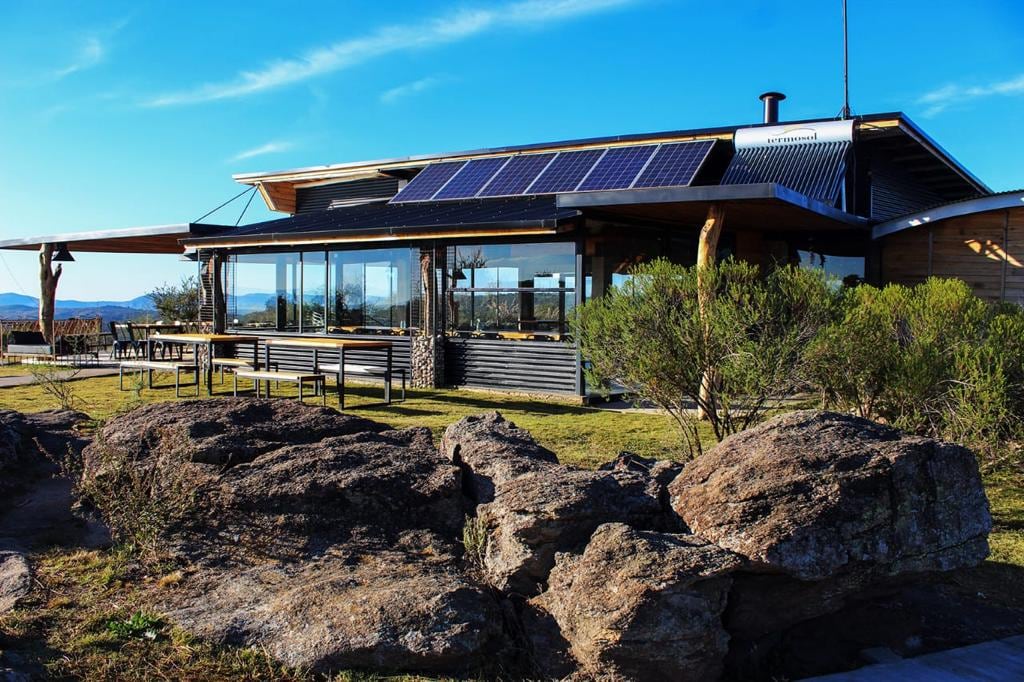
3 94 1022 398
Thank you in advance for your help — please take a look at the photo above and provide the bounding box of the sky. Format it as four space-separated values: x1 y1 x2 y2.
1 0 1022 300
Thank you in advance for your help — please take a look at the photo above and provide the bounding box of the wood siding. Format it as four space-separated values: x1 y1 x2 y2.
445 337 578 394
880 207 1024 304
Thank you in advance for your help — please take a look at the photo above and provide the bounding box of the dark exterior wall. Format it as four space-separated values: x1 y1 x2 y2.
445 337 578 394
869 158 947 222
880 207 1024 304
295 178 400 213
231 332 412 375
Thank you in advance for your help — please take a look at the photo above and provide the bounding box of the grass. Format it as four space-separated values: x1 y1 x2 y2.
0 370 1021 679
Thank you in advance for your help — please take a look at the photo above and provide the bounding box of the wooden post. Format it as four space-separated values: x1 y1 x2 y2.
696 204 725 420
38 243 63 345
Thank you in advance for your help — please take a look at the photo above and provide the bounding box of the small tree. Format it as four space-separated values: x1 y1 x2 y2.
573 259 837 457
148 276 200 322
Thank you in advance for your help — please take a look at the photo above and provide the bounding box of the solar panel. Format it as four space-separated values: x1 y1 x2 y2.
478 153 556 197
633 140 715 188
390 161 467 202
433 157 510 200
527 149 605 194
576 145 657 191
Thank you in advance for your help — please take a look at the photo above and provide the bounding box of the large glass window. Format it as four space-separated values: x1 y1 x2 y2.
227 252 300 330
447 242 576 338
302 251 327 331
798 250 866 286
328 248 413 332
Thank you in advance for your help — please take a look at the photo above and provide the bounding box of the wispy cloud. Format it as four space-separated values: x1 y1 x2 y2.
144 0 638 107
228 140 295 163
53 36 106 79
50 19 128 81
918 74 1024 117
380 75 446 104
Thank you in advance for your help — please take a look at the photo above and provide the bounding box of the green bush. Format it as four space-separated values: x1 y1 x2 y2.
808 277 1022 463
572 258 837 456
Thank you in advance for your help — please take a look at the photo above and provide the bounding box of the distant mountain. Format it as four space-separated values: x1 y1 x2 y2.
0 292 154 311
0 303 153 323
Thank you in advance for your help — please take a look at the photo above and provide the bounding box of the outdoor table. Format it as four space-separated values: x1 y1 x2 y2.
263 337 393 409
148 333 260 395
132 323 182 339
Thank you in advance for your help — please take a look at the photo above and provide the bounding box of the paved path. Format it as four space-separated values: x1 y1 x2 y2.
805 635 1024 681
0 367 119 389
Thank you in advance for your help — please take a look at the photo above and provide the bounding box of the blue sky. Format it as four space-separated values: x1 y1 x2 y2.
1 0 1022 300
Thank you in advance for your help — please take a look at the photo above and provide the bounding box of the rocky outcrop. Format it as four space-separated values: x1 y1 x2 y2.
82 399 502 675
0 409 89 507
531 523 742 680
441 412 558 503
669 410 991 581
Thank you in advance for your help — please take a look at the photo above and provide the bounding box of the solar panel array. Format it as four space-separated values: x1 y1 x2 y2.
390 139 715 203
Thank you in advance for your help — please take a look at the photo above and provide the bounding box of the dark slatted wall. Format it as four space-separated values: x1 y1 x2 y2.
295 178 400 213
445 338 578 394
870 160 947 221
198 250 216 328
229 333 413 375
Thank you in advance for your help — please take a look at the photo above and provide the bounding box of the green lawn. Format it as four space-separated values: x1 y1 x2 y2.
0 371 1020 680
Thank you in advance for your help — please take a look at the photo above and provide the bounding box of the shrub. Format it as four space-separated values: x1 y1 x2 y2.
28 362 81 410
148 275 200 322
573 259 838 456
808 277 1023 464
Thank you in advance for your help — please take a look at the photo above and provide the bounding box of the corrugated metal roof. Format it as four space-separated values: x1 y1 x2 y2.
721 140 851 205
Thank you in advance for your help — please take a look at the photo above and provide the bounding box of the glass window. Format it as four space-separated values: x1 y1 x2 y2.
227 252 300 331
447 242 575 338
302 251 327 332
798 250 866 286
328 248 412 332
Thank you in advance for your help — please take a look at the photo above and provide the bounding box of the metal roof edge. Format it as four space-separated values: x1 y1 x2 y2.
556 183 868 227
893 113 991 194
0 223 216 250
872 190 1024 240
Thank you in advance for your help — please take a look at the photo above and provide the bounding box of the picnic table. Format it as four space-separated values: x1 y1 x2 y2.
148 333 260 395
263 337 394 409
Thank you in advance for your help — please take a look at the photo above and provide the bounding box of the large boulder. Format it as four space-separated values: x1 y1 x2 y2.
531 523 742 681
669 410 991 581
84 399 502 674
162 546 503 674
479 467 666 594
441 412 559 503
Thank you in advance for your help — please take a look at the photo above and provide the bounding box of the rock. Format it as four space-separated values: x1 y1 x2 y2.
0 409 89 507
162 547 503 674
531 523 742 681
479 468 665 594
669 410 991 581
87 399 503 674
87 398 387 468
0 549 31 613
441 412 558 503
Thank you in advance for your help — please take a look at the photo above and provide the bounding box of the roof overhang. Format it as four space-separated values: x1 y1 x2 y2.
181 220 571 249
557 183 869 231
872 190 1024 239
0 223 230 254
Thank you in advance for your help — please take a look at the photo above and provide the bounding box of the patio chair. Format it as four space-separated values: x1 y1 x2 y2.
110 322 141 359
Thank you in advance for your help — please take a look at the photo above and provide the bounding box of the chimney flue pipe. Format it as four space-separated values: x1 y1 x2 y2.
759 91 786 124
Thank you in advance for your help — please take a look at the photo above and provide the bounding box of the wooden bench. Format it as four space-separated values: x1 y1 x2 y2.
210 357 252 383
316 362 406 405
119 360 200 397
233 368 325 404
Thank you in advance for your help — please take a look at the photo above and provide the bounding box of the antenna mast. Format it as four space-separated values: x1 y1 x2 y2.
840 0 851 119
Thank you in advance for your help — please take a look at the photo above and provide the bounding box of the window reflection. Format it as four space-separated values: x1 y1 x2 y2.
447 243 575 338
328 248 412 332
227 252 300 331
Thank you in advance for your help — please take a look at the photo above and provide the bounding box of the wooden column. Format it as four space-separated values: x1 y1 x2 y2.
697 204 725 421
38 244 62 344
